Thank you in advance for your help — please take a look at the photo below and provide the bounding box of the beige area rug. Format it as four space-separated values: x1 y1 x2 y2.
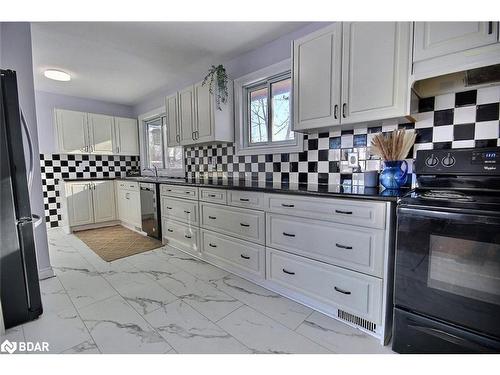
74 225 163 262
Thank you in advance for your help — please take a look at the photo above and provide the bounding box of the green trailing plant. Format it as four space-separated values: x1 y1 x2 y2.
202 64 229 111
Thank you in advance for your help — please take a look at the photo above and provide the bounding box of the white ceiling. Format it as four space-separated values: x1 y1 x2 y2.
31 22 308 105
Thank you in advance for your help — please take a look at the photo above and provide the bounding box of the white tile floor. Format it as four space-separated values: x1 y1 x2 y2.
1 228 393 354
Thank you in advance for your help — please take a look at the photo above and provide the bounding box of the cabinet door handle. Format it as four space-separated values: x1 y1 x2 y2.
335 209 352 215
240 254 250 260
342 103 347 118
488 21 493 34
167 228 174 233
184 234 192 239
125 193 130 200
117 146 120 154
166 206 173 210
334 104 338 119
281 203 294 208
184 210 191 214
335 243 353 250
334 286 351 295
282 268 295 275
208 216 216 220
283 232 295 237
192 131 195 140
239 198 250 202
240 223 250 227
209 243 217 248
176 134 180 143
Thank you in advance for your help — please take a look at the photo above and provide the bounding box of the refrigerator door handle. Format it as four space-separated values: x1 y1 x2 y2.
16 219 33 309
20 109 34 190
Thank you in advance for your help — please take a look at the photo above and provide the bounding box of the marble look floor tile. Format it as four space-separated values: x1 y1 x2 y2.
61 340 100 354
115 279 178 316
38 276 75 314
295 311 393 354
125 250 182 280
156 270 242 322
0 326 25 343
212 275 313 330
22 307 92 354
143 300 251 354
78 295 171 354
217 306 330 354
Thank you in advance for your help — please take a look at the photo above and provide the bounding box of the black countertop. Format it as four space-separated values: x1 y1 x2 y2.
118 176 407 201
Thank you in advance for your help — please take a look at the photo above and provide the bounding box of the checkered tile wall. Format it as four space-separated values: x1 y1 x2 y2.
40 154 140 228
185 86 500 184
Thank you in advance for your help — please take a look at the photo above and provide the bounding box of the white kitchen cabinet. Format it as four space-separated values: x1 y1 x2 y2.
341 22 411 124
413 22 498 63
165 93 180 146
88 113 114 154
55 109 88 153
116 181 141 229
292 23 342 131
178 86 196 145
66 182 94 226
114 117 139 155
92 180 116 223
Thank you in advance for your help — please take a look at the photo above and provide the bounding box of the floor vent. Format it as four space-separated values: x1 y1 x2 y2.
337 310 377 333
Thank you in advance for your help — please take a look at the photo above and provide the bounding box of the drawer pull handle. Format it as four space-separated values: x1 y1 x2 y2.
185 191 191 194
282 268 295 275
239 198 250 202
335 209 353 215
167 189 172 192
334 286 351 295
240 223 250 227
283 232 295 237
184 235 192 239
281 203 294 208
166 206 173 210
209 216 217 220
184 210 191 214
209 243 217 248
335 243 352 250
167 228 174 233
208 194 217 198
240 254 250 260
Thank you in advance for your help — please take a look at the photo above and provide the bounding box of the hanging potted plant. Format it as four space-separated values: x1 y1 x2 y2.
202 64 229 111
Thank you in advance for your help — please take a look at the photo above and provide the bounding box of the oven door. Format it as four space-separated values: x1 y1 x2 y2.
395 206 500 339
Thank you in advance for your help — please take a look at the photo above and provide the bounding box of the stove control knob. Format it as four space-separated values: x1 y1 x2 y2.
442 153 456 167
425 154 439 167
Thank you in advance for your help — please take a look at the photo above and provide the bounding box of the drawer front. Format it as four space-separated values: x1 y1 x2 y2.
117 180 139 192
266 213 385 277
200 202 265 244
160 196 199 226
162 218 200 256
201 229 265 279
266 194 386 229
266 248 383 324
160 184 199 200
200 188 227 204
227 190 266 210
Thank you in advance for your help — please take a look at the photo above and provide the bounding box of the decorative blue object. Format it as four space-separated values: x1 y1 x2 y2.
380 160 408 189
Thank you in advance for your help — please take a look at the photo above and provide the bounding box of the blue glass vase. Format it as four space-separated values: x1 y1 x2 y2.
380 160 408 189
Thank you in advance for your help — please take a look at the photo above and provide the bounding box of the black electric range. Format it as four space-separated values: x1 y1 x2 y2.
393 147 500 354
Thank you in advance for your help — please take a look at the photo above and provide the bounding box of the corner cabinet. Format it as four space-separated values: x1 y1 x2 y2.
292 22 412 132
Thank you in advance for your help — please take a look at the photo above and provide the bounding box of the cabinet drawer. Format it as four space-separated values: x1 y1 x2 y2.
266 213 385 277
160 184 198 200
162 218 200 256
201 229 265 279
266 194 386 229
160 196 199 226
266 248 383 324
199 188 227 204
227 190 266 210
200 202 265 244
117 180 139 192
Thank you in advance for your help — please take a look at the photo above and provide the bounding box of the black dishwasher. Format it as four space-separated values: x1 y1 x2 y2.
139 183 161 239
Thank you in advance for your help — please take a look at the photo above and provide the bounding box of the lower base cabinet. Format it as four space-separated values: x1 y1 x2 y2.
116 181 141 230
162 218 200 256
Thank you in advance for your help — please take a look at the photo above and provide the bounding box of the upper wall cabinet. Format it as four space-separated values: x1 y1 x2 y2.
293 23 342 131
55 108 139 155
166 81 233 146
412 22 500 80
292 22 412 132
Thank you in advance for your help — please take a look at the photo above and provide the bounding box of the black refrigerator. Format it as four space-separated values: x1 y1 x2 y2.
1 69 43 328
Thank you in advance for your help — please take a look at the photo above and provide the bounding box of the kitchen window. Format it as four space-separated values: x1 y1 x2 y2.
234 60 303 155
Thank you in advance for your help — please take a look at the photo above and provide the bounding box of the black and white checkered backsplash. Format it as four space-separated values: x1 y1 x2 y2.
40 154 140 228
185 86 500 184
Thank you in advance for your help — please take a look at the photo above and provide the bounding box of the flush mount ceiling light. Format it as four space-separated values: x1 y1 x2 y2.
44 69 71 82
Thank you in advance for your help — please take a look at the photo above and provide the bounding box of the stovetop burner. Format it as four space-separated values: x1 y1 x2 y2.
420 190 475 202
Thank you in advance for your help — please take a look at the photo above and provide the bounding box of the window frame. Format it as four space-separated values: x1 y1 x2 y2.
234 59 303 156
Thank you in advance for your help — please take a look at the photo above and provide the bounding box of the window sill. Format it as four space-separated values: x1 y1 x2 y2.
234 139 304 156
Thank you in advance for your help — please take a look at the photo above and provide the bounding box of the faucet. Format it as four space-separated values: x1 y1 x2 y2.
143 166 158 177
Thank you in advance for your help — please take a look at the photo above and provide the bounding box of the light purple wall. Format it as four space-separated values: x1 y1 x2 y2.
132 22 332 116
1 22 52 277
36 90 135 154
